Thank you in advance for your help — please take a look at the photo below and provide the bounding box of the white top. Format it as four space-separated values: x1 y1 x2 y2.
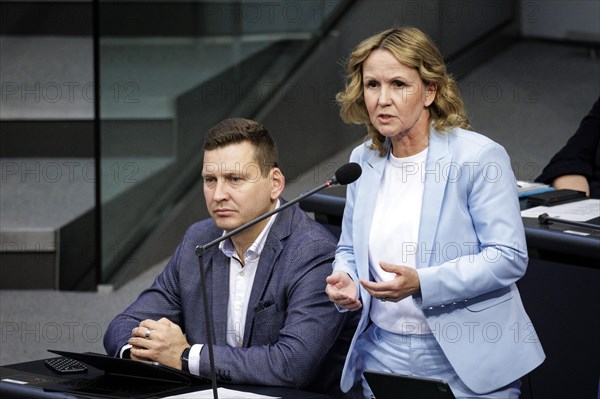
368 149 431 334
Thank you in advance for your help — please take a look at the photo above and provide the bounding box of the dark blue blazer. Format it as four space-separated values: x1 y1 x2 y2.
104 202 355 394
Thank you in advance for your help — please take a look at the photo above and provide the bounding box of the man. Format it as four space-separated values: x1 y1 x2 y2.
104 118 355 395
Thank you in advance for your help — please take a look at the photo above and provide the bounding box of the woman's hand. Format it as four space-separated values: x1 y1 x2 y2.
552 174 590 196
326 271 362 311
360 262 420 302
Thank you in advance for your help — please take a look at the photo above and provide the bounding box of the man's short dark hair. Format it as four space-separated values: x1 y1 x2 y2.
203 118 279 177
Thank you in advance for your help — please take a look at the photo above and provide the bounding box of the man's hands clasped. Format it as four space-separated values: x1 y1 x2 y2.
129 317 190 370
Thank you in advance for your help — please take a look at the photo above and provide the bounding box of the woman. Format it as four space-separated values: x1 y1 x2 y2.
326 27 545 398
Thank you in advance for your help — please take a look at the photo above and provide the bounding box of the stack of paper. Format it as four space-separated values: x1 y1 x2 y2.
521 198 600 221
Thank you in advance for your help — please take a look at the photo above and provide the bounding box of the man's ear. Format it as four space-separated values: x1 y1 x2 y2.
270 167 285 200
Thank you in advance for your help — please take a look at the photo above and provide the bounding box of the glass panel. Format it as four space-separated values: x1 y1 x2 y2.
98 0 344 282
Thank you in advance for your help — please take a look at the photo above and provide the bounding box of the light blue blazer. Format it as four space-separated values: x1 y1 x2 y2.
334 127 545 394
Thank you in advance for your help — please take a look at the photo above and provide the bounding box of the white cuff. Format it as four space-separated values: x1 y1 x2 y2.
119 344 132 358
189 344 203 376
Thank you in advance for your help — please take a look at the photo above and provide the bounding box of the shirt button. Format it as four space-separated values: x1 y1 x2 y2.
240 271 244 276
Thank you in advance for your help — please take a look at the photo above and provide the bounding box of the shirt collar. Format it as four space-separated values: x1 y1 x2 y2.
219 199 280 261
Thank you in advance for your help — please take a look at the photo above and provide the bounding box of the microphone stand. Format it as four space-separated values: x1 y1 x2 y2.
194 247 219 399
538 212 600 230
194 178 338 399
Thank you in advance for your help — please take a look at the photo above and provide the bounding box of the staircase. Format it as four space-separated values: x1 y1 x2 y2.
0 0 341 290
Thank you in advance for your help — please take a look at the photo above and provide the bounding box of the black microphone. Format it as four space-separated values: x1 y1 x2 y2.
194 162 361 399
538 212 599 230
330 162 362 185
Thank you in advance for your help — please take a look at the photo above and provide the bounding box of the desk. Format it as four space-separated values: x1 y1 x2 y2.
523 216 599 259
519 198 600 263
301 193 600 399
0 358 332 399
518 202 599 399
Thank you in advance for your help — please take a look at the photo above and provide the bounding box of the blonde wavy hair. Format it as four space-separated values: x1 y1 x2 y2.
336 27 470 156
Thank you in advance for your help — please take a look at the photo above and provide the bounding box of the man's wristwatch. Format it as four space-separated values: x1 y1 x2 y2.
180 347 191 373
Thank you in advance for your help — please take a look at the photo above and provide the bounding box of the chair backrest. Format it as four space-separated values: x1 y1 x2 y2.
299 193 346 239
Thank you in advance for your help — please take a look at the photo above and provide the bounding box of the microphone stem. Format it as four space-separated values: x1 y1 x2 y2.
541 216 599 230
195 247 218 399
200 180 331 251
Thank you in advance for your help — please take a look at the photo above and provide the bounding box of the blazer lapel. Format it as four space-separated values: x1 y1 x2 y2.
354 148 387 280
418 128 451 267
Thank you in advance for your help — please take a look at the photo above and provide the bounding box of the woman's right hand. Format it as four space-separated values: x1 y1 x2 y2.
326 271 362 311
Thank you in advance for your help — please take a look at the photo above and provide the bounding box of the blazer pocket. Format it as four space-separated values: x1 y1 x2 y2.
252 302 284 345
465 287 513 312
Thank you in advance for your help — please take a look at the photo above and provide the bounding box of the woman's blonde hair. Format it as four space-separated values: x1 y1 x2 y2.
336 27 470 156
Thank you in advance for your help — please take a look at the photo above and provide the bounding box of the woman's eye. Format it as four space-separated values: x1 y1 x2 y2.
393 80 405 88
365 80 378 88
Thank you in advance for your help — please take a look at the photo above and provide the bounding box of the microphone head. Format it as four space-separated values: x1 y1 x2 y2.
538 212 551 225
332 162 362 185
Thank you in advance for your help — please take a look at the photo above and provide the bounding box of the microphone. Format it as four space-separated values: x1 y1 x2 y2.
329 162 362 185
194 162 361 398
538 212 599 230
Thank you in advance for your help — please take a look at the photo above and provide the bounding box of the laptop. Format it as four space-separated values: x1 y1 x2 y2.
42 350 208 398
364 370 456 399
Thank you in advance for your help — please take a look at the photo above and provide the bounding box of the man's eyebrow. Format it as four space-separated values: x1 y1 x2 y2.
221 171 247 180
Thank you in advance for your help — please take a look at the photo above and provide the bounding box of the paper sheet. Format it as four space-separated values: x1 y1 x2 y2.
162 387 281 399
521 199 600 221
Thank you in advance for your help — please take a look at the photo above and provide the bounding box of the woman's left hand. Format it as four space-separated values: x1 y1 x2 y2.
360 262 421 302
